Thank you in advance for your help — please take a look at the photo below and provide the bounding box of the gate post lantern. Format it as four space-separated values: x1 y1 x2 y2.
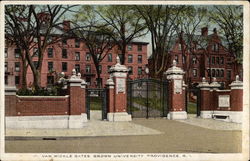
107 56 132 121
198 77 212 118
68 69 87 128
165 60 187 119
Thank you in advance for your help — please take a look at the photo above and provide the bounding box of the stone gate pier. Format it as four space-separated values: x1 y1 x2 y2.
106 56 132 121
165 60 187 120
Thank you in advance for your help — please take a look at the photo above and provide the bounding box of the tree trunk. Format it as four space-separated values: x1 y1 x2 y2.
21 60 27 89
32 71 41 91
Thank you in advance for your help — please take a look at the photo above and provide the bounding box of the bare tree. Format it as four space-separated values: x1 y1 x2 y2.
209 5 243 75
95 5 148 64
73 6 116 87
5 5 77 90
135 5 185 78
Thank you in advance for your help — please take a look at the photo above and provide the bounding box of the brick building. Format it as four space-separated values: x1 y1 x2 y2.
149 27 242 88
4 21 149 88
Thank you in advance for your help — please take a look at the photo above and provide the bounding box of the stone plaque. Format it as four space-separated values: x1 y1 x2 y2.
174 80 182 94
116 78 126 94
218 95 230 107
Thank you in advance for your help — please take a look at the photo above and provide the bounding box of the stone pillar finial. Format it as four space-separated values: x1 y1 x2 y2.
116 56 121 65
72 69 76 75
235 75 240 82
173 60 177 67
202 77 206 82
77 73 81 79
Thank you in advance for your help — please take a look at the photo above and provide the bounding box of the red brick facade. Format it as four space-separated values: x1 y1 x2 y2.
5 24 148 88
149 27 242 88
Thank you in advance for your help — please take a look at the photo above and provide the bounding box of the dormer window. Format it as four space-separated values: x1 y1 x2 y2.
212 43 219 52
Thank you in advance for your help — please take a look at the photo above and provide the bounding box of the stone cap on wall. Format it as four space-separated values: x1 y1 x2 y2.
109 56 128 73
5 86 17 95
229 75 243 89
209 77 221 88
165 60 185 75
197 77 210 88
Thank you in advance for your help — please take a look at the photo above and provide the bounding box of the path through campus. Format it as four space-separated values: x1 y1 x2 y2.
5 116 241 153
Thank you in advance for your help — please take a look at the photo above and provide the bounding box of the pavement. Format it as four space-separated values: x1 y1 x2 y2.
5 117 242 153
5 112 241 139
176 114 242 131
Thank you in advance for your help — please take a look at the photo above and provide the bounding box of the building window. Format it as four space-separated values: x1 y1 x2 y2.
47 76 54 85
62 39 67 45
5 62 8 72
75 39 80 48
227 70 231 80
62 62 67 72
75 52 80 61
33 61 38 69
138 67 142 75
15 48 21 58
86 53 91 61
98 65 102 74
138 55 142 64
178 43 182 50
33 47 38 57
213 43 219 52
62 49 67 58
220 57 224 64
182 56 186 64
15 62 20 72
108 53 112 62
15 76 20 85
75 64 80 73
207 57 210 65
128 54 133 63
216 57 219 64
48 48 53 58
220 69 224 77
175 55 179 64
127 44 132 51
216 69 220 77
192 69 197 77
212 57 215 64
128 66 133 75
5 48 8 58
137 45 142 51
212 69 215 77
192 57 197 64
86 65 91 73
48 62 53 71
207 69 211 77
5 76 8 85
227 58 231 65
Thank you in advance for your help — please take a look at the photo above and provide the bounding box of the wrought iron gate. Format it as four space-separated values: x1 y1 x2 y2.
127 79 168 118
86 88 107 120
185 88 201 116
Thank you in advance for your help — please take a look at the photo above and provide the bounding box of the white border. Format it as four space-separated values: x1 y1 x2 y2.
0 1 249 161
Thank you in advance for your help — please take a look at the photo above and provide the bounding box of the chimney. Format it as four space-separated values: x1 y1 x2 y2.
201 27 208 36
63 21 71 31
213 28 217 34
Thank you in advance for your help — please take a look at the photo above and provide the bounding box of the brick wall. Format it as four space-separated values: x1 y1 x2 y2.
5 95 70 116
200 89 242 112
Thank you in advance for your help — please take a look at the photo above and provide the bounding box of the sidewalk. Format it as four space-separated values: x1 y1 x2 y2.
5 111 162 138
176 114 242 131
5 113 241 139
